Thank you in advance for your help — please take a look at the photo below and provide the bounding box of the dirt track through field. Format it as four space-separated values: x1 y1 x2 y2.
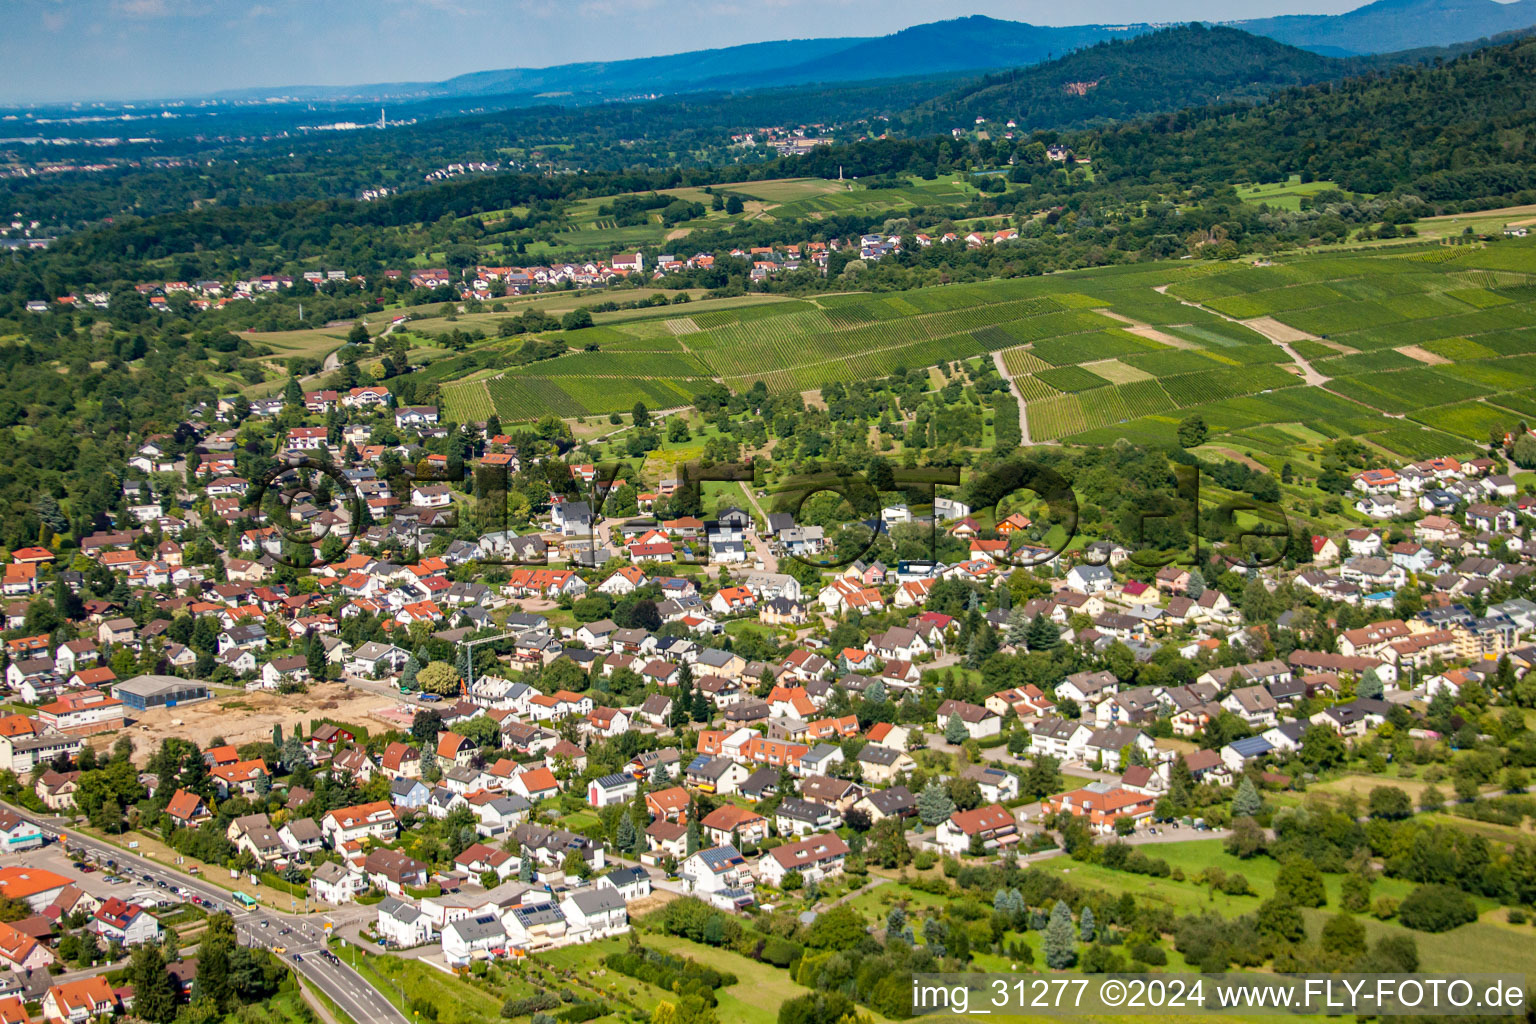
991 350 1033 444
1160 301 1334 387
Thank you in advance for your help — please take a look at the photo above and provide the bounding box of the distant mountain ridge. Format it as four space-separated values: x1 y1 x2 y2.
212 0 1536 105
900 21 1536 133
909 25 1361 131
1231 0 1536 54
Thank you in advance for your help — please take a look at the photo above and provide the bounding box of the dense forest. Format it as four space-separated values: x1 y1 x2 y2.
910 25 1371 132
1084 35 1536 196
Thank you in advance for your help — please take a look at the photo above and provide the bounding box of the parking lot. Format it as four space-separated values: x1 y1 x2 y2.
2 840 210 913
6 843 153 903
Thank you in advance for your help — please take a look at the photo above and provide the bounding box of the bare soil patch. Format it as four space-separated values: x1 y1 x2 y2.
1095 309 1196 349
119 682 397 765
1241 315 1354 353
1397 344 1451 365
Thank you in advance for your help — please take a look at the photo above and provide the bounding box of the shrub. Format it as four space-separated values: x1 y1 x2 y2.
1398 884 1477 932
760 936 802 968
1275 855 1326 908
1340 874 1372 913
1220 873 1251 896
502 994 560 1018
603 949 735 1004
1320 913 1366 956
778 991 857 1024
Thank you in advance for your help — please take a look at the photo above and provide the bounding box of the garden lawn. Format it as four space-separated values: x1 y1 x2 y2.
1034 839 1430 917
1147 839 1427 905
844 879 961 926
1297 907 1531 975
644 933 818 1024
343 950 502 1024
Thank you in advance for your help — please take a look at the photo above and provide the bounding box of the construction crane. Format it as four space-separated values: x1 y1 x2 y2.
455 630 522 697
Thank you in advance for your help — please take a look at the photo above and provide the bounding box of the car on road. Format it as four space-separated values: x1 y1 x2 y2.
418 693 442 702
292 954 303 962
272 946 286 954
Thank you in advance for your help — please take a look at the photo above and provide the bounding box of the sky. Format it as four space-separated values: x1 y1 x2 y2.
1 0 1374 104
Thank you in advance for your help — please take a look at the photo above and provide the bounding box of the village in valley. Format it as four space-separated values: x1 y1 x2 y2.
0 348 1533 1022
13 4 1536 1021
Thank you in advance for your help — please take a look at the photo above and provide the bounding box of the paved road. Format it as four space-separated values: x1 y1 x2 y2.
735 481 780 573
3 802 406 1024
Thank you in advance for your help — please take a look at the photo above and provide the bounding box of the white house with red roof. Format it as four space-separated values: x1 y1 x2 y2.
935 803 1019 855
598 566 648 596
765 686 815 718
89 896 159 945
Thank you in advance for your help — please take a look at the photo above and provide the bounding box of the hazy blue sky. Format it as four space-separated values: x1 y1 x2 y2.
2 0 1370 103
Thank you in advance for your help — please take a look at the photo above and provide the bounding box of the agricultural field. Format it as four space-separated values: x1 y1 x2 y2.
472 175 987 259
429 234 1536 459
1235 175 1346 212
1051 238 1536 452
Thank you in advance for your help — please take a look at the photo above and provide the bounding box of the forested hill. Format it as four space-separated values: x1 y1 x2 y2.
1082 33 1536 198
909 25 1362 132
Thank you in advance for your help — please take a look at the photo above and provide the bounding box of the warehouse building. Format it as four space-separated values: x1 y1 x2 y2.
115 675 212 712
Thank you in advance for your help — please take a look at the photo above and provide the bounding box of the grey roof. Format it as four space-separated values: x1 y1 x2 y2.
695 756 737 781
804 742 841 763
775 797 828 822
115 674 211 699
857 745 901 766
377 896 424 924
489 795 531 815
448 913 507 942
605 866 648 887
569 888 625 915
1269 721 1308 742
739 767 780 794
284 817 323 842
860 785 915 814
311 862 348 884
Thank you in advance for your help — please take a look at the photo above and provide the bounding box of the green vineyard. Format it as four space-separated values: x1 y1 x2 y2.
421 237 1536 457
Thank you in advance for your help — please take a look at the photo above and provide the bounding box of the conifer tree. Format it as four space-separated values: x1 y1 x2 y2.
1043 900 1077 968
